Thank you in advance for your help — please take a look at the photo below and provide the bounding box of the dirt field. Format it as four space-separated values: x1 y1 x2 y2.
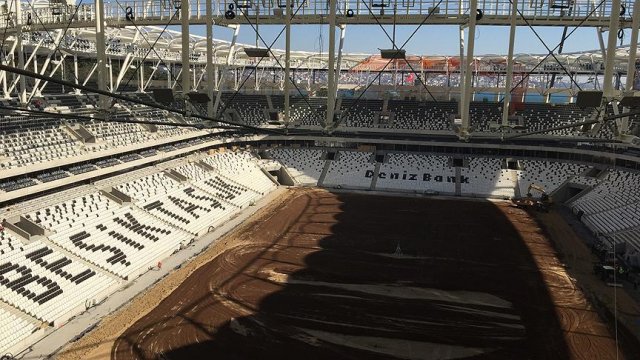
82 188 626 360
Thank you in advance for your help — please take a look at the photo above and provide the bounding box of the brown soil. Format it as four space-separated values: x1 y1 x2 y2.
100 189 628 360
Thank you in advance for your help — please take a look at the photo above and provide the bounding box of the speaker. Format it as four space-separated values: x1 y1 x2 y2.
380 49 405 59
244 48 270 58
187 92 211 103
152 88 175 104
619 95 640 108
576 91 603 108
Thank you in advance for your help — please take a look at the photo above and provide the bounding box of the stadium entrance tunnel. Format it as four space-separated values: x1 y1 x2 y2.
110 189 625 360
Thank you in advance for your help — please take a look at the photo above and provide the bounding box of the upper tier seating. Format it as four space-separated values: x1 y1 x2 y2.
281 96 326 126
0 230 116 323
340 99 382 128
0 178 38 192
388 100 456 131
323 151 375 189
0 125 83 170
269 148 326 185
84 122 154 147
220 93 268 126
376 153 455 193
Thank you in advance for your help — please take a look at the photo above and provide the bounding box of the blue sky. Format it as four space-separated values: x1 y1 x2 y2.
190 24 634 56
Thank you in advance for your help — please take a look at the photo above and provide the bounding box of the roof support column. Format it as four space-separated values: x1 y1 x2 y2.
206 0 215 117
502 0 518 126
95 0 108 109
620 0 640 133
625 0 640 94
326 0 337 131
458 27 465 114
460 0 478 138
284 0 292 125
181 0 191 99
213 25 240 115
334 24 346 98
139 60 145 92
14 0 26 104
0 41 17 98
603 0 621 99
74 55 81 94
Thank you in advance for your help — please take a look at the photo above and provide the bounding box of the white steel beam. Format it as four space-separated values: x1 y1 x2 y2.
181 0 191 105
14 0 26 104
284 0 292 125
82 63 99 86
213 24 240 115
461 0 478 137
334 24 346 96
621 0 640 133
458 27 465 115
603 0 621 98
326 0 337 130
502 0 518 126
625 0 640 92
95 0 108 109
206 0 215 117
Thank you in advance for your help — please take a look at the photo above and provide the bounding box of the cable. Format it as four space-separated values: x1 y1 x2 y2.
359 0 439 102
498 0 607 104
215 0 314 126
25 0 86 103
0 104 241 129
0 62 288 135
333 0 445 129
510 0 582 92
109 2 181 94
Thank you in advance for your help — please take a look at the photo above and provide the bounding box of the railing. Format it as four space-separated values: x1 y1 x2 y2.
0 0 635 29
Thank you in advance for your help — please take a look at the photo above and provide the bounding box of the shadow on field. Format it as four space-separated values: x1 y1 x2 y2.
112 190 571 360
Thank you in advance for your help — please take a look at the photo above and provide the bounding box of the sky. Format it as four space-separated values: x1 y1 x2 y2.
188 24 635 56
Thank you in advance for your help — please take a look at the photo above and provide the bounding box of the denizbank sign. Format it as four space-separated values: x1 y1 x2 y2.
365 170 470 183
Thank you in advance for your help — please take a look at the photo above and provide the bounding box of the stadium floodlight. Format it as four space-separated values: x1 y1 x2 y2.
576 91 603 108
380 49 406 59
244 48 270 58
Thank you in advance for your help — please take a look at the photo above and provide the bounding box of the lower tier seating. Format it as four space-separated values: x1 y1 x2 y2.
269 148 326 185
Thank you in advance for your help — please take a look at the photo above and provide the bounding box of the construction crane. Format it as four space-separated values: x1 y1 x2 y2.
512 183 553 212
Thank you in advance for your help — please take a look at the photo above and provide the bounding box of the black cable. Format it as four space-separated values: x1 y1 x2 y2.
215 0 313 126
334 0 445 129
25 0 87 99
109 2 181 94
0 104 242 129
0 62 288 135
229 0 317 123
498 0 607 103
359 0 438 102
509 0 582 91
504 108 640 140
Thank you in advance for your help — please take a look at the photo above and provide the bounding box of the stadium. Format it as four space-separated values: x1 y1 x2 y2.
1 0 640 358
